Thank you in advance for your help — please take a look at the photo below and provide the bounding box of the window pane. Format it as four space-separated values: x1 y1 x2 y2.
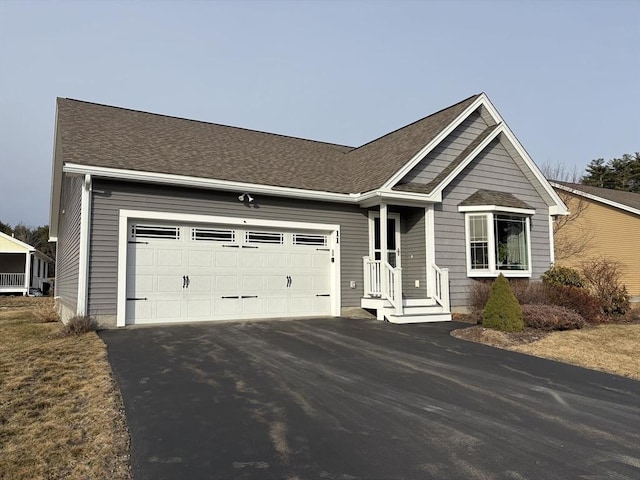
495 215 528 270
469 215 489 269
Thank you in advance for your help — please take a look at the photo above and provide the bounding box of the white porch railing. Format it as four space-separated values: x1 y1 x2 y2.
363 257 402 315
432 264 450 312
0 273 25 287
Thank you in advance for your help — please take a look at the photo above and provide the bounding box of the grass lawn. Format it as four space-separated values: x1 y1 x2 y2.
452 321 640 380
0 297 130 480
512 324 640 380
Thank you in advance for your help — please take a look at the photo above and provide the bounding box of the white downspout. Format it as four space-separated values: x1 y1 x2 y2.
77 174 92 316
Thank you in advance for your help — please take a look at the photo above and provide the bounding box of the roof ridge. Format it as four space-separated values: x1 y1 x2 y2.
344 93 482 155
58 98 355 151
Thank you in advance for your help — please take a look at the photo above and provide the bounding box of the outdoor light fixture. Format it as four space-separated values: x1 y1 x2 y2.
238 193 254 203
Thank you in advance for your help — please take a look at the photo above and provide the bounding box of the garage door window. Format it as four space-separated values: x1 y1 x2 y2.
245 231 284 244
192 228 235 243
132 225 180 240
293 233 327 246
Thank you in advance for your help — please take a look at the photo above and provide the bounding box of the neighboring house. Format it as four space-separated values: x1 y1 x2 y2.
49 93 567 327
550 182 640 302
0 232 53 295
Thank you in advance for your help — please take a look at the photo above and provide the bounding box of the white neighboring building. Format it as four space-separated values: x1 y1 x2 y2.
0 232 53 295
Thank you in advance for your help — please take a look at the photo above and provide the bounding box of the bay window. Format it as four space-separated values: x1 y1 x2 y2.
464 212 532 276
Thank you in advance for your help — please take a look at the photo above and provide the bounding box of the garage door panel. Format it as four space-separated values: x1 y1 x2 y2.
129 301 153 321
157 276 182 293
157 249 183 266
289 296 313 313
130 274 154 294
128 248 154 267
264 275 286 292
241 297 264 315
313 276 331 290
290 253 312 269
155 300 182 318
189 250 212 267
215 298 240 316
215 251 239 267
216 276 238 291
187 275 211 292
290 276 312 290
187 300 212 317
242 251 264 268
266 252 287 268
312 254 330 268
242 276 264 291
265 297 288 315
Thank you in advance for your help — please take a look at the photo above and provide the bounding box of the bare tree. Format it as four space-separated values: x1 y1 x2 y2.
541 162 595 261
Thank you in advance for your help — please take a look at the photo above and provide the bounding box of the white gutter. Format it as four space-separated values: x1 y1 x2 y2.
62 163 439 207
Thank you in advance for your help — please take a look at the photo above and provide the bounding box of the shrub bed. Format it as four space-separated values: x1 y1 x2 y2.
521 304 586 331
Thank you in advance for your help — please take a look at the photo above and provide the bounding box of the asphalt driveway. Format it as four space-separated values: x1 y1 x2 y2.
100 318 640 480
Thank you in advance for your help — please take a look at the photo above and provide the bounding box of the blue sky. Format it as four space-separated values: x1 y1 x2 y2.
1 0 638 228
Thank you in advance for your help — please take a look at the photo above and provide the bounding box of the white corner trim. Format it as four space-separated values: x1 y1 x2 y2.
458 205 536 215
115 209 342 327
548 215 555 266
77 174 92 316
550 182 640 216
381 95 487 189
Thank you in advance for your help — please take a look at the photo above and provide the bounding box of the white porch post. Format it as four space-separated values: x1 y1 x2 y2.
24 252 31 294
380 202 388 265
425 205 436 299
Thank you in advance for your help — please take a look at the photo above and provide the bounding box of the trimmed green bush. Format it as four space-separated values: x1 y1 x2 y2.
541 266 586 289
483 274 524 332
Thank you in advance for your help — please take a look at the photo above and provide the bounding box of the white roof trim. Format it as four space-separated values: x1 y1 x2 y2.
550 182 640 216
479 96 568 215
62 163 441 207
381 95 486 189
0 231 36 251
63 163 359 203
458 205 536 215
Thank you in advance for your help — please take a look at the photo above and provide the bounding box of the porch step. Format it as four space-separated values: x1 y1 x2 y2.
383 304 451 324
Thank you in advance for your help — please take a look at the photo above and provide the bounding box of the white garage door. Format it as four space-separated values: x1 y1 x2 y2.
125 222 333 325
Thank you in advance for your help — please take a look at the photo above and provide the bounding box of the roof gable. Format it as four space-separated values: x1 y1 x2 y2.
0 231 35 252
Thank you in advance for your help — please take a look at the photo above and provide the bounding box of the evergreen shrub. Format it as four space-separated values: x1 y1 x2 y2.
483 274 524 332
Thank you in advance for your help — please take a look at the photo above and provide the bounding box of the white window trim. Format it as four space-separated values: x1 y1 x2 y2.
463 212 532 278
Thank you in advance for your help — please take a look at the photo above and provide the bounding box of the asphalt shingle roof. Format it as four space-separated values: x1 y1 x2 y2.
459 189 534 210
554 182 640 211
56 94 481 194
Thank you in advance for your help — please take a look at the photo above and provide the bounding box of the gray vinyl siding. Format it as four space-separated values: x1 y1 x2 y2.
88 180 369 316
403 110 491 184
55 174 82 311
399 208 427 299
434 136 552 307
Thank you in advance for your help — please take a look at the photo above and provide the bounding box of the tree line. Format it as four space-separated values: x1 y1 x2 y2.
580 152 639 192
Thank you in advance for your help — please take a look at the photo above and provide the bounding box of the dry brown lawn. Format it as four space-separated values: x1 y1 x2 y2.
512 324 640 380
453 323 640 380
0 297 131 480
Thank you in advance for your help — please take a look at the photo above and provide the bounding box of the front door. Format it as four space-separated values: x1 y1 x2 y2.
371 214 401 268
